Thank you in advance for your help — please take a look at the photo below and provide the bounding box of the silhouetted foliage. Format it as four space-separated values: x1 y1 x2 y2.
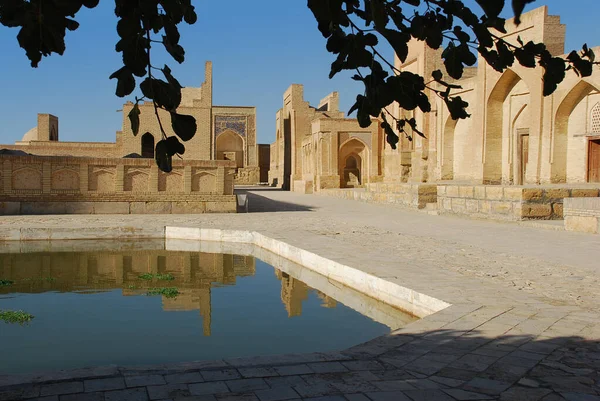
0 0 196 172
0 0 598 169
308 0 599 148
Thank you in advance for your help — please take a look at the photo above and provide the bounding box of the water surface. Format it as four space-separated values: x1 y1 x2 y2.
0 243 416 374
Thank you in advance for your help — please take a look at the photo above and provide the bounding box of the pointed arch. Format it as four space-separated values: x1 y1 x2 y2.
339 137 368 188
192 171 217 193
552 81 600 183
12 167 42 190
51 168 79 191
124 169 149 192
216 130 245 168
442 116 457 180
141 133 155 158
484 69 525 184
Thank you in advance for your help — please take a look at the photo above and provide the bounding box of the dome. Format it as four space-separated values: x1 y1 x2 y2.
21 127 38 142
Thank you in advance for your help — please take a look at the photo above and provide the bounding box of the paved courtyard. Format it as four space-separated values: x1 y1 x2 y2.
1 188 599 401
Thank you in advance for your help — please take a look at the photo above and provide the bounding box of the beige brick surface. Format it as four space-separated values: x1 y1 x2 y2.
485 187 504 201
565 216 599 233
522 189 543 201
522 204 552 218
474 186 487 200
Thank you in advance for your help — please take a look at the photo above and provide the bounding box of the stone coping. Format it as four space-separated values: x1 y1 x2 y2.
164 227 450 317
0 226 450 316
0 154 237 168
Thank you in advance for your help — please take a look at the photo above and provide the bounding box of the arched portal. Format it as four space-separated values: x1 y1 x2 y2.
343 154 361 187
552 81 600 183
339 138 367 188
216 130 244 168
141 133 155 158
484 69 529 184
442 116 457 180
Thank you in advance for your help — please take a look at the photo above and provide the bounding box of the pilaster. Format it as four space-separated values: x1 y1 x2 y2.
149 165 159 193
184 166 192 193
42 162 51 193
80 164 88 193
115 165 124 192
3 160 12 194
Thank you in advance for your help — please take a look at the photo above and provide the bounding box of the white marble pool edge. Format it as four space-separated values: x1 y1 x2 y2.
0 225 451 318
164 227 450 318
0 225 456 387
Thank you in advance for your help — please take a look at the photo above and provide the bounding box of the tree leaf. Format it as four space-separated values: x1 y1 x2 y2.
512 0 535 25
445 96 471 120
109 66 135 97
140 77 181 111
128 103 141 136
476 0 505 19
170 112 197 142
166 135 185 155
155 139 173 173
162 35 185 63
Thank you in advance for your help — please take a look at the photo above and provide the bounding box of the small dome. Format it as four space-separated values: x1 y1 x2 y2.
21 127 38 142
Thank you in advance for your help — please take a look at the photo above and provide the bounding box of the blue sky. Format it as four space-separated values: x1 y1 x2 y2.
0 0 599 146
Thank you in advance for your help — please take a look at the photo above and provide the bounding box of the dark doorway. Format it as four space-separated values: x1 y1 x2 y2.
589 139 600 183
283 115 292 191
518 130 529 185
141 133 155 158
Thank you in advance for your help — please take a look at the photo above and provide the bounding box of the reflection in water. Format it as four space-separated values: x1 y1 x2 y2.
0 248 416 374
1 251 352 335
0 251 258 337
274 270 337 318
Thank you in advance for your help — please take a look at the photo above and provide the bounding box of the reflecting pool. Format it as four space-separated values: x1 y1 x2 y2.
0 242 416 374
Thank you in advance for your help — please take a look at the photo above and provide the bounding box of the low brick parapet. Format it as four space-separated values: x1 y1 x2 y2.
319 183 437 209
438 185 600 221
564 197 600 234
0 155 237 214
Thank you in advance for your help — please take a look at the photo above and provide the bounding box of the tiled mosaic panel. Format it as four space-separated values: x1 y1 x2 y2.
215 115 247 137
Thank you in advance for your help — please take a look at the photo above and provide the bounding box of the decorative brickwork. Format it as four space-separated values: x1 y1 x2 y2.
592 103 600 134
269 84 383 193
0 155 236 215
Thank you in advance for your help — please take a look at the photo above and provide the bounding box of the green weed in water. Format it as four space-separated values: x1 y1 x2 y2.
0 310 34 325
22 277 56 282
0 279 14 287
139 273 175 281
146 287 179 298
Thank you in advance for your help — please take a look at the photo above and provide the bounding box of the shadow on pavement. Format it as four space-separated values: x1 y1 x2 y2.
235 187 315 213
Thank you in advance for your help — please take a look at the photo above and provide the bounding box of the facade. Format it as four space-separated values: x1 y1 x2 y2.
3 62 264 186
268 84 384 193
386 6 600 186
266 6 600 223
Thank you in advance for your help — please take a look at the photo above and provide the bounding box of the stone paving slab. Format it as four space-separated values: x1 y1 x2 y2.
0 189 599 400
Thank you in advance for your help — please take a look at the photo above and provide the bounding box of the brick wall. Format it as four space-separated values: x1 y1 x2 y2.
0 155 237 215
437 185 600 221
564 197 600 234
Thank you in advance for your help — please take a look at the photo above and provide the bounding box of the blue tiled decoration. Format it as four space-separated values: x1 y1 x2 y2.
215 115 247 137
